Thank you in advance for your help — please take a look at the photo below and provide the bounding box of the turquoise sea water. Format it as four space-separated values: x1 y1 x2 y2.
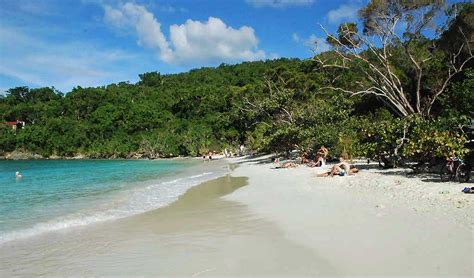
0 159 227 243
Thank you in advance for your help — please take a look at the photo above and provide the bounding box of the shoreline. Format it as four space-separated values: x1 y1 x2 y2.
1 156 472 276
0 151 206 160
0 158 230 245
0 174 337 276
0 150 234 160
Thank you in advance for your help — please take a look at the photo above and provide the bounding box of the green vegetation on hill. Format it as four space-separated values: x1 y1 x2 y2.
1 1 472 164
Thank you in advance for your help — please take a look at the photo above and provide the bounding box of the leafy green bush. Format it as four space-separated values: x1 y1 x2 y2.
358 114 469 165
403 117 470 161
0 125 17 153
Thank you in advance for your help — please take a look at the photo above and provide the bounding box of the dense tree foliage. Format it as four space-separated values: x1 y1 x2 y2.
0 55 471 162
0 2 472 163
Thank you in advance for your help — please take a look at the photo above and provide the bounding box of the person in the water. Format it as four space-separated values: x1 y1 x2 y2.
15 171 22 179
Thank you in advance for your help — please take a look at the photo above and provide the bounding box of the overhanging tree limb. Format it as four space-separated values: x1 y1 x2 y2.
315 1 473 117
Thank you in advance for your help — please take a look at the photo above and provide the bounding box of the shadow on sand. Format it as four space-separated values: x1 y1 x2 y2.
363 166 474 184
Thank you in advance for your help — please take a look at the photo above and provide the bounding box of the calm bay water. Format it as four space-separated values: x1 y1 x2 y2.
0 159 227 243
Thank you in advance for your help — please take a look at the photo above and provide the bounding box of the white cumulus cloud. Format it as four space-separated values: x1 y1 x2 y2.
168 17 265 64
0 25 143 93
104 3 266 65
246 0 314 8
104 3 173 62
327 4 360 24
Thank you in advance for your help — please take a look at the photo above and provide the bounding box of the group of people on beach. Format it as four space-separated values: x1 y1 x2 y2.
204 145 247 161
276 146 329 169
223 145 246 158
274 146 359 177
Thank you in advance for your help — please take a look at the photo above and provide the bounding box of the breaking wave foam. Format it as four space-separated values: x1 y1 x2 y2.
0 171 225 244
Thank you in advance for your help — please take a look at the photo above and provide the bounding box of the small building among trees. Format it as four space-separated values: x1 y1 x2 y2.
1 121 25 130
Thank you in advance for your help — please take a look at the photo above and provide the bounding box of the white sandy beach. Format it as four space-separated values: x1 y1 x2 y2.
227 155 473 276
1 156 472 276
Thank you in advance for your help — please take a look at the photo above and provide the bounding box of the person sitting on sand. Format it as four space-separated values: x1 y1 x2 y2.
283 162 297 168
313 154 326 167
334 157 350 175
316 166 359 177
300 151 311 164
307 154 324 167
274 158 298 169
316 157 358 177
318 154 326 166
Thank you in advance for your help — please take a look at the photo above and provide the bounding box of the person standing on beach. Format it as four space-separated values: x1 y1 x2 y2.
239 144 245 156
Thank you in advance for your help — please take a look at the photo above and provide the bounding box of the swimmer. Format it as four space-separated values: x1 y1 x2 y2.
16 171 22 179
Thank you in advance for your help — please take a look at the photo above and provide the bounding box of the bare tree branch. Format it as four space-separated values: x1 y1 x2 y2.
314 2 472 117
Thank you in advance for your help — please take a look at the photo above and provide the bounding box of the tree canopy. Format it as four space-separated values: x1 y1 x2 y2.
1 1 472 163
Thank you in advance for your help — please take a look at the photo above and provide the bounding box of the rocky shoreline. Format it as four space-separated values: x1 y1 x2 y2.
0 151 184 160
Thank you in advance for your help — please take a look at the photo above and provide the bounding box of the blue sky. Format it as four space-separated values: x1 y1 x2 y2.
0 0 462 93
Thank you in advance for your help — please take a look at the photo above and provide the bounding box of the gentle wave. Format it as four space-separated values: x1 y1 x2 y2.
0 171 223 244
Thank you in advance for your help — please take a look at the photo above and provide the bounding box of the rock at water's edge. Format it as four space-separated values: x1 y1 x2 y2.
5 151 44 160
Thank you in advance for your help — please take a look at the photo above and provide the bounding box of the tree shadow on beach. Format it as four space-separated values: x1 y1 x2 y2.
352 163 383 170
369 167 474 184
232 154 276 165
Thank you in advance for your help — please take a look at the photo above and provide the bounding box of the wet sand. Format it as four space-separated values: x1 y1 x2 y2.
0 175 337 276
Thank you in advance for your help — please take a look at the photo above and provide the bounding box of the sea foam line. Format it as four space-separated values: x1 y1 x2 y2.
0 171 223 245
